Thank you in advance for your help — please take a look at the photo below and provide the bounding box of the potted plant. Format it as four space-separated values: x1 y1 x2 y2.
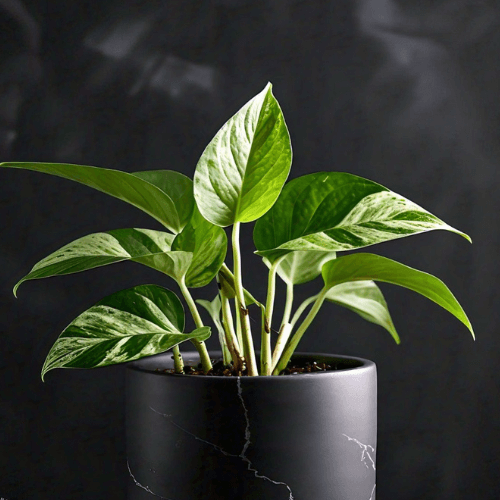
0 83 473 500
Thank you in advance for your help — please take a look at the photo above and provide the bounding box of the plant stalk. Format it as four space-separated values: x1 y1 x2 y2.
261 260 281 375
232 222 258 376
271 282 295 369
290 293 319 330
220 292 244 372
172 344 184 374
273 287 328 375
178 277 213 373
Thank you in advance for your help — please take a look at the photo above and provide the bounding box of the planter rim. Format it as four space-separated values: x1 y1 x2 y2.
126 351 375 380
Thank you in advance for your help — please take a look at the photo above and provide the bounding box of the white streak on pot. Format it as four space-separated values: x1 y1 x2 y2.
342 433 376 470
149 406 238 458
236 377 294 500
126 460 174 500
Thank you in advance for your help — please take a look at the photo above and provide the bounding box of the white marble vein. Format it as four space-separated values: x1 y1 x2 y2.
148 379 294 499
369 483 376 500
149 406 239 458
236 377 294 500
342 434 376 470
127 460 174 500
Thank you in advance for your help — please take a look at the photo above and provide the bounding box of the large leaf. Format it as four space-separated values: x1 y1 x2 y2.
321 253 474 338
325 281 399 343
13 228 193 296
172 207 227 288
41 285 211 380
0 163 193 233
254 172 471 263
264 250 337 286
193 82 292 226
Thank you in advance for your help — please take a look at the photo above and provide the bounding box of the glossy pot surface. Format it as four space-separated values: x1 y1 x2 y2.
126 351 377 500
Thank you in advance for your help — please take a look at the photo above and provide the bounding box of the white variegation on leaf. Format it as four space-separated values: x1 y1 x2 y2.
254 172 471 263
264 250 337 286
0 163 194 233
321 253 474 338
196 296 230 362
13 228 193 295
325 281 400 344
172 207 227 288
193 82 292 226
41 285 211 380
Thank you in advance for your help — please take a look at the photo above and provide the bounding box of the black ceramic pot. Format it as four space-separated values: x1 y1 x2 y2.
126 351 377 500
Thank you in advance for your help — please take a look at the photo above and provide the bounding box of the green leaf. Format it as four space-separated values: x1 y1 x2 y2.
0 163 193 233
41 285 211 380
172 207 227 288
197 297 225 342
13 228 193 296
254 172 471 263
131 170 195 231
193 82 292 226
325 281 399 344
264 250 337 286
321 253 474 338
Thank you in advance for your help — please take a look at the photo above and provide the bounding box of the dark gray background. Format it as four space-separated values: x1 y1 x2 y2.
0 0 498 498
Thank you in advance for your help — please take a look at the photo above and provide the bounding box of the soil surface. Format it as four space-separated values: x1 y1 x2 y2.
156 357 341 376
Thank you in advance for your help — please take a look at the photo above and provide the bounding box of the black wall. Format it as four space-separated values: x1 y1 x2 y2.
1 1 499 498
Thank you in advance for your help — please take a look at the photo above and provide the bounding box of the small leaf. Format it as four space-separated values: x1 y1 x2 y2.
254 172 471 263
0 163 192 233
325 281 399 344
13 228 192 296
197 297 233 366
264 250 337 286
41 285 211 380
194 82 292 226
322 253 474 338
172 207 227 288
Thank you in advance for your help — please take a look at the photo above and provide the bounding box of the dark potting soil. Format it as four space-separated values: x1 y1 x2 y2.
155 357 341 376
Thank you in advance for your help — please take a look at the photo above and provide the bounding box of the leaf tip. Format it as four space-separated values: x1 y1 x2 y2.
12 280 22 298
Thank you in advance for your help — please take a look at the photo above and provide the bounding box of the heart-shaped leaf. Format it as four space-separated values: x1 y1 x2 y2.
264 250 337 286
0 163 193 233
193 82 292 226
322 253 474 338
41 285 211 380
325 281 399 343
172 207 227 288
13 228 193 296
254 172 471 263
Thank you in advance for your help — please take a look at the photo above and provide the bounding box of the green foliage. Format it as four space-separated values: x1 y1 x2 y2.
1 82 474 378
41 285 210 380
193 82 292 226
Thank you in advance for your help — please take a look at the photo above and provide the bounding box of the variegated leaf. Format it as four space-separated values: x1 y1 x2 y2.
322 253 474 338
0 163 194 233
172 207 227 288
325 281 399 343
264 250 337 286
41 285 211 380
193 82 292 226
13 228 194 296
254 172 471 263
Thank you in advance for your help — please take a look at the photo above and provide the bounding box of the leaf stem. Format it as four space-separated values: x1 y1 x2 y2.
273 287 327 375
271 282 294 370
290 293 319 330
172 345 184 373
261 259 282 375
220 292 244 372
232 222 258 376
178 277 213 373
